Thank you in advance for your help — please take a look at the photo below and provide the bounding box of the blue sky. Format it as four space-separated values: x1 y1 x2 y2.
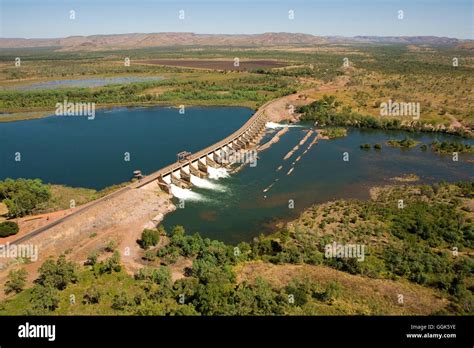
1 0 472 39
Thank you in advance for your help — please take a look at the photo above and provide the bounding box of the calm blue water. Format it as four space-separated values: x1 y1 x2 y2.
10 76 164 91
0 106 253 189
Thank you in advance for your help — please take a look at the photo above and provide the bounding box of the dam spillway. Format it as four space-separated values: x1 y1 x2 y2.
136 100 270 196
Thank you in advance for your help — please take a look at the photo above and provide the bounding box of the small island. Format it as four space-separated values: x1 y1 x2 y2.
431 141 473 154
387 136 420 149
318 127 348 139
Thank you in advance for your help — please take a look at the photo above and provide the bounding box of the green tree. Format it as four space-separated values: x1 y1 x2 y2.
139 229 160 249
0 221 19 237
0 178 51 217
4 268 28 295
97 251 121 275
30 285 60 312
36 255 77 290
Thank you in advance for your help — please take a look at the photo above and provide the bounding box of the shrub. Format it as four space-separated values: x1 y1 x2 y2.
84 252 98 266
0 178 51 217
0 221 19 237
143 250 156 261
36 255 77 290
96 251 121 275
111 292 131 311
83 286 101 304
105 240 117 252
30 285 60 312
139 229 160 249
4 268 28 295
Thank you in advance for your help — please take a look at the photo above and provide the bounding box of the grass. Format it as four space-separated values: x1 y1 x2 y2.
35 185 97 213
33 182 129 214
236 262 448 315
0 269 141 315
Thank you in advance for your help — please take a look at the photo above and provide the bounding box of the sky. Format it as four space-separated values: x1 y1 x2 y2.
0 0 472 39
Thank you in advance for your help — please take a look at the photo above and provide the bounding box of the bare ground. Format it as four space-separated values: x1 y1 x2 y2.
0 183 175 299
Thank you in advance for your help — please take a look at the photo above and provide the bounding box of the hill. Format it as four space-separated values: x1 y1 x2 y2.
0 32 466 51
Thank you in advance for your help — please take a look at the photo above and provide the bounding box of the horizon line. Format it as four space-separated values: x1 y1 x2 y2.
1 31 471 41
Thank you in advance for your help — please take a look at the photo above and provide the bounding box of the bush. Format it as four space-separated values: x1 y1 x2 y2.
4 268 28 295
96 251 121 275
111 292 131 311
83 286 101 304
84 252 98 266
105 240 117 252
0 221 19 237
0 178 51 217
30 285 60 312
139 229 160 249
143 250 156 261
135 266 172 287
36 255 77 290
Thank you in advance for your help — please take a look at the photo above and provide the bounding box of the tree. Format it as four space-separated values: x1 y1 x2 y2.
0 178 51 217
30 285 60 312
97 251 121 275
135 266 171 287
139 229 160 249
36 255 77 290
4 268 28 295
0 221 19 237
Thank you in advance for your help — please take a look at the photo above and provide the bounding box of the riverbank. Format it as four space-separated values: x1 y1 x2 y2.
0 182 176 299
2 181 471 315
0 100 260 123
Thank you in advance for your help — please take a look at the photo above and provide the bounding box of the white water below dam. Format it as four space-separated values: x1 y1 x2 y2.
170 184 206 202
207 167 230 179
190 174 226 191
265 122 302 129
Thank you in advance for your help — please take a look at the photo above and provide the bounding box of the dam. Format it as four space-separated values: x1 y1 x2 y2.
132 100 270 194
8 101 271 244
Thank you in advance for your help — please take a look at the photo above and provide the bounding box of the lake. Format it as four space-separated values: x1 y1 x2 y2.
0 106 253 188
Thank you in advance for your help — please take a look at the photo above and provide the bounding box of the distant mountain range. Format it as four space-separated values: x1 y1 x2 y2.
0 32 470 51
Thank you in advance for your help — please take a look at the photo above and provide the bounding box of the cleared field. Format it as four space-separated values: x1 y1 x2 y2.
140 59 288 71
